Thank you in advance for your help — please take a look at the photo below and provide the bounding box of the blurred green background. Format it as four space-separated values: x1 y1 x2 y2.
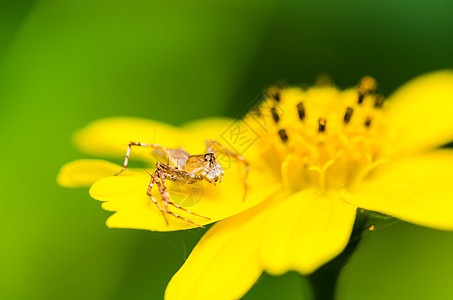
1 0 453 299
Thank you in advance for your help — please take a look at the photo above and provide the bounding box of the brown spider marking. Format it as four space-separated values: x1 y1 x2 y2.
115 141 249 227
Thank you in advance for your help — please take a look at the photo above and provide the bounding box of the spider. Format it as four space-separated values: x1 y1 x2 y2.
115 140 249 227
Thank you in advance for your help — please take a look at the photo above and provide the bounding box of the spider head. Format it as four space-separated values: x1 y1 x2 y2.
184 153 224 185
203 153 224 185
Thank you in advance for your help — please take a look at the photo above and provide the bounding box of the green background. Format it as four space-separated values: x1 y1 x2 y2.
1 0 453 299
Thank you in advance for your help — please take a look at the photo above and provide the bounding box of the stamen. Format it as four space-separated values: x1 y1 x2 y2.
359 76 377 92
374 94 385 108
318 118 327 132
344 107 354 124
308 159 335 189
253 105 262 117
355 158 390 184
297 102 305 120
315 74 333 86
271 107 280 123
253 81 388 191
358 93 365 104
357 76 377 105
266 85 282 102
278 129 288 142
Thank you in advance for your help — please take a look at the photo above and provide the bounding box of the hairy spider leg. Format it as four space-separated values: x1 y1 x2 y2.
205 140 249 201
155 162 210 220
146 174 168 225
115 142 169 175
152 164 205 228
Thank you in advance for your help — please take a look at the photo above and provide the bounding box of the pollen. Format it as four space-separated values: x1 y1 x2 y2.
246 77 388 191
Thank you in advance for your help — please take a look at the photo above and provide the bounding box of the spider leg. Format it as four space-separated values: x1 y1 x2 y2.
146 174 168 225
154 162 209 218
167 201 210 220
115 142 168 175
206 140 249 201
155 168 204 228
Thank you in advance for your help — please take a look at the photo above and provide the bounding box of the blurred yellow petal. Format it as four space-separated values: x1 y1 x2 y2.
165 195 278 300
182 117 236 153
57 159 141 187
344 150 453 230
73 117 182 159
384 70 453 156
182 117 262 162
90 158 280 231
260 189 357 275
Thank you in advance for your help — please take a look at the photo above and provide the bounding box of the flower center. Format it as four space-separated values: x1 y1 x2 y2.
245 77 389 191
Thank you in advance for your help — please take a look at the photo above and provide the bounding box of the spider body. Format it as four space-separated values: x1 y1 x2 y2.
115 141 247 227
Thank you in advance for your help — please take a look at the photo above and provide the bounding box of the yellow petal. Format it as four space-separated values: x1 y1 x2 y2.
166 189 356 299
57 159 141 187
344 150 453 230
384 70 453 156
90 158 280 231
260 189 357 275
182 117 236 153
165 195 277 300
73 117 182 159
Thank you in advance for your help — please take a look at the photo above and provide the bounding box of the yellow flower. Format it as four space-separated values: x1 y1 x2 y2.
58 70 453 300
